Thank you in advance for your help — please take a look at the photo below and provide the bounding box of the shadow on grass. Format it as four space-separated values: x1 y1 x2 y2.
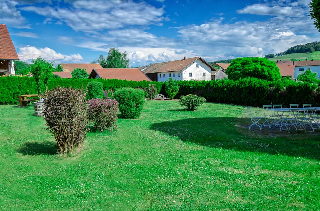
18 141 57 155
150 117 320 160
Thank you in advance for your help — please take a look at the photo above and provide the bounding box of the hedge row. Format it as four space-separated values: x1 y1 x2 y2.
0 77 162 105
1 76 319 107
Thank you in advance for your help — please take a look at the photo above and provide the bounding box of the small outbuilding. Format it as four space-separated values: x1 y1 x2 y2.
89 68 151 81
0 24 19 76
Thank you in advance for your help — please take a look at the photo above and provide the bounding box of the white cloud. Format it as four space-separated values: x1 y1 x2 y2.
237 4 303 17
0 0 28 28
18 46 83 62
13 31 38 38
58 36 74 44
21 1 164 32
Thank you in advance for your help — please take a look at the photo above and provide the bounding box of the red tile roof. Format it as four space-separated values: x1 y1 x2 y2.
294 60 320 67
0 24 19 60
90 68 151 81
276 62 295 77
52 72 72 78
60 63 102 74
215 63 230 70
143 57 215 73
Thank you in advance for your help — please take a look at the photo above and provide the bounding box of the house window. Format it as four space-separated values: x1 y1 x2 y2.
169 73 172 77
163 74 165 77
173 73 175 77
299 68 304 71
159 74 161 78
178 73 181 77
307 68 310 70
203 73 206 76
189 73 192 77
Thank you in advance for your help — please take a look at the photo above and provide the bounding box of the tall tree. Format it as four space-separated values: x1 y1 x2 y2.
310 0 320 31
105 48 129 68
97 55 107 67
30 57 54 95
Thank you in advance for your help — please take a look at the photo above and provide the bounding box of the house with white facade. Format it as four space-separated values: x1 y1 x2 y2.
293 60 320 79
0 24 19 76
142 57 214 82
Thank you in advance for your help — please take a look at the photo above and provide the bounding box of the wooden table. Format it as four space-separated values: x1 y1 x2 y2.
18 94 39 107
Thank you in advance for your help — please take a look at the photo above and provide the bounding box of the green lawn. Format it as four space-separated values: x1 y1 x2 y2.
268 51 320 62
1 101 320 210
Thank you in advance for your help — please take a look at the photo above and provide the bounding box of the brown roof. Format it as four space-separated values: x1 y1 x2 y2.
60 63 102 74
0 25 19 60
143 57 215 73
276 62 295 77
215 63 230 70
294 60 320 67
90 68 151 81
52 72 72 78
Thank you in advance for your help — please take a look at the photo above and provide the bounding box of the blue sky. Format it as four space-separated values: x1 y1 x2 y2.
1 0 319 67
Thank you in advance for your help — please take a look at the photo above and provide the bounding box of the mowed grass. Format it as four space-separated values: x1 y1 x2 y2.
0 101 320 210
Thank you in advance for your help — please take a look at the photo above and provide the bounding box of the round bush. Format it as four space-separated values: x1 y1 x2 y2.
113 88 145 119
180 94 206 111
86 81 104 100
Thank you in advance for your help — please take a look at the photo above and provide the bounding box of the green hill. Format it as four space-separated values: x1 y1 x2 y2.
268 51 320 62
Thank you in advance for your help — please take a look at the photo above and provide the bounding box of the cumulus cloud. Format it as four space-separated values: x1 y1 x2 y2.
21 1 164 32
18 46 83 62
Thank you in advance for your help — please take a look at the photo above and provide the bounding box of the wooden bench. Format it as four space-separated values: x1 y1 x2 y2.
18 94 39 107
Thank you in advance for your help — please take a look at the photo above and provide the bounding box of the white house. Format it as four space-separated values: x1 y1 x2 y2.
0 24 19 76
293 60 320 79
142 57 214 82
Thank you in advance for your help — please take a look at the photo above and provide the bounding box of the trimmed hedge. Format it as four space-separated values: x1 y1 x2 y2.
1 76 319 107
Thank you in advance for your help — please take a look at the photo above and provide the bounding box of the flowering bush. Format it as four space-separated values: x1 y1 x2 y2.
88 98 119 131
180 94 206 111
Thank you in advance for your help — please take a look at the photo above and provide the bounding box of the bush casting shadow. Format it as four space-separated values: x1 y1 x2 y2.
18 141 57 155
150 117 320 160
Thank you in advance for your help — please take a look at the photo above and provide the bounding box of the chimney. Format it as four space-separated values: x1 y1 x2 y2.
183 56 186 60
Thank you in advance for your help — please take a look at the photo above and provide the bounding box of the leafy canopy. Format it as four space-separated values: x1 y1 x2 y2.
226 57 281 81
14 60 30 75
71 68 89 79
30 57 54 95
310 0 320 32
97 48 129 68
297 69 320 84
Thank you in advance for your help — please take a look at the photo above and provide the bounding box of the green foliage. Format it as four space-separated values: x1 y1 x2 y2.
297 69 320 84
180 94 206 111
30 57 54 95
113 87 145 119
265 54 275 59
144 84 158 100
97 55 107 67
55 64 63 72
14 60 30 75
164 78 180 99
88 98 119 131
310 0 320 32
43 87 88 154
86 81 104 100
105 48 129 68
226 57 281 81
71 68 89 79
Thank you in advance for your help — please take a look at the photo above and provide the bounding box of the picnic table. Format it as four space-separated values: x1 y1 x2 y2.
18 94 39 107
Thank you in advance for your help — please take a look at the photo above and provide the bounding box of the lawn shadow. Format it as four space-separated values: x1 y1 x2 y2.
150 117 320 160
18 141 58 156
168 108 188 112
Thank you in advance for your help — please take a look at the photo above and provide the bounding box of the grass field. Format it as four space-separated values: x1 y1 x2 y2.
268 51 320 62
1 101 320 210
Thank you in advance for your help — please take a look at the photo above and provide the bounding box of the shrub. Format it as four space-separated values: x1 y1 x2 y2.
164 78 179 99
43 87 88 154
72 68 89 79
88 98 119 131
180 94 206 111
87 81 104 100
226 57 281 81
113 87 145 119
144 84 158 100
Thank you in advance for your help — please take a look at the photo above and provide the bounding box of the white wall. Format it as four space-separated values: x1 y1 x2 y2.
157 71 182 82
9 60 15 75
182 59 212 81
293 66 320 79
